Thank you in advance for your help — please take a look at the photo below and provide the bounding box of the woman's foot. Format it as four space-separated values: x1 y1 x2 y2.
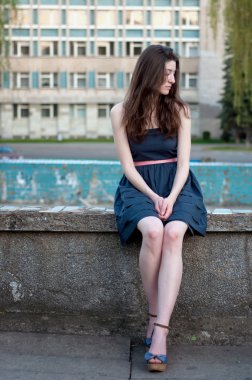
147 323 169 365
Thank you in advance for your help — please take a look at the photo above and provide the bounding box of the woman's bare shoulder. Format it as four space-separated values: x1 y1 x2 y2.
110 102 124 119
179 103 191 119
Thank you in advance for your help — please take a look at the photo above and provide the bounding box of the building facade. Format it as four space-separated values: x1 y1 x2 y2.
0 0 224 139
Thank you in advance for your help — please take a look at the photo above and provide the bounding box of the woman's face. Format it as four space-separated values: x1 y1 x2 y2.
159 60 176 95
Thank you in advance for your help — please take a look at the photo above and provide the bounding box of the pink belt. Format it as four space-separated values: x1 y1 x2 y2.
134 157 177 166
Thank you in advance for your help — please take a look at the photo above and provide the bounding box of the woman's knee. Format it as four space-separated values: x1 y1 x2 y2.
145 226 163 241
140 219 164 242
163 224 185 245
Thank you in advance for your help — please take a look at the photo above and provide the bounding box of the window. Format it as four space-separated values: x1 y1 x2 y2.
12 42 30 56
70 73 86 88
16 9 31 24
126 42 143 56
41 104 58 118
126 0 143 4
155 0 171 5
41 73 58 88
154 29 171 38
98 104 113 118
183 0 199 6
182 30 199 38
97 11 116 26
181 73 198 88
70 41 86 56
13 104 29 119
97 29 114 37
181 11 199 26
12 28 30 37
13 72 30 89
97 42 114 56
70 104 86 118
69 0 86 4
41 0 59 4
41 29 58 37
97 73 115 89
98 45 107 56
97 0 115 4
40 41 58 56
40 10 60 25
125 11 143 25
68 10 88 26
153 11 172 26
16 0 30 3
182 42 199 57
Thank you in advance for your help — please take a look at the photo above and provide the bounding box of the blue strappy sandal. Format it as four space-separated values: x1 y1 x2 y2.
144 322 170 372
143 313 157 349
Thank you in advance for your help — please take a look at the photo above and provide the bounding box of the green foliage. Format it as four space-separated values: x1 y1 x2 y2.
202 131 211 141
219 42 252 143
219 43 237 140
209 0 252 125
0 0 18 69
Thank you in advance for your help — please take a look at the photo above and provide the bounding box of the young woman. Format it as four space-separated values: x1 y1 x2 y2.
111 45 207 372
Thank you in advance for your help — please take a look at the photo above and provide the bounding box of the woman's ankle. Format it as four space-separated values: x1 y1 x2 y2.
153 322 170 337
146 313 157 337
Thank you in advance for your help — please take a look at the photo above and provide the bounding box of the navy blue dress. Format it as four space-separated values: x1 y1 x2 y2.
114 128 207 245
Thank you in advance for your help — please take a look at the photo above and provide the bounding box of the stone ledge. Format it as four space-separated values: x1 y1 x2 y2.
0 205 252 232
0 204 251 343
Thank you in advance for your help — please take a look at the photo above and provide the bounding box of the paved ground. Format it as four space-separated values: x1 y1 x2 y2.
0 332 251 380
4 142 252 162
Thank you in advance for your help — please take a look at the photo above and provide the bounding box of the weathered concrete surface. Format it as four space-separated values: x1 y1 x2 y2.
132 344 252 380
1 205 252 232
0 206 251 344
0 332 251 380
0 332 131 380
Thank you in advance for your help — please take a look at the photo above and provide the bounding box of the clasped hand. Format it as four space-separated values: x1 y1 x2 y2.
153 195 174 221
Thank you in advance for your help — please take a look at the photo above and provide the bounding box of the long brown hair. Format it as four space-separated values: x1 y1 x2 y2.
122 44 189 142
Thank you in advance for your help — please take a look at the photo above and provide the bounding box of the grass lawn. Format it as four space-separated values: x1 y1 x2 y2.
191 138 229 144
207 146 252 152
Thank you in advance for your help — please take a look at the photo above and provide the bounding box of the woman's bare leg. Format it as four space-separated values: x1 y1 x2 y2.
137 216 164 338
148 220 188 363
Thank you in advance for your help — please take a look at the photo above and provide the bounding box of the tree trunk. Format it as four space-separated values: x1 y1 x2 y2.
245 128 252 148
235 129 240 144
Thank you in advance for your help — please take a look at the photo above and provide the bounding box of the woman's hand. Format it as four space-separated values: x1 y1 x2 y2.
153 195 175 221
153 195 164 216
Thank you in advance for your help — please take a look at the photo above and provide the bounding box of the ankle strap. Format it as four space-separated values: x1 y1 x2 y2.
148 312 157 318
154 322 170 330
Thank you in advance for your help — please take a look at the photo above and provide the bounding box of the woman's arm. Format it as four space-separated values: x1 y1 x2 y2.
111 103 162 208
160 106 191 219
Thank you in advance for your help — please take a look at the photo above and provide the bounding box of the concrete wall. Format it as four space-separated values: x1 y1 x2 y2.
1 159 252 206
0 205 251 344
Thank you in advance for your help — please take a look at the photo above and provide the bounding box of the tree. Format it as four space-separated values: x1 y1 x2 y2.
219 43 252 143
209 0 252 145
219 43 237 141
0 0 18 69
